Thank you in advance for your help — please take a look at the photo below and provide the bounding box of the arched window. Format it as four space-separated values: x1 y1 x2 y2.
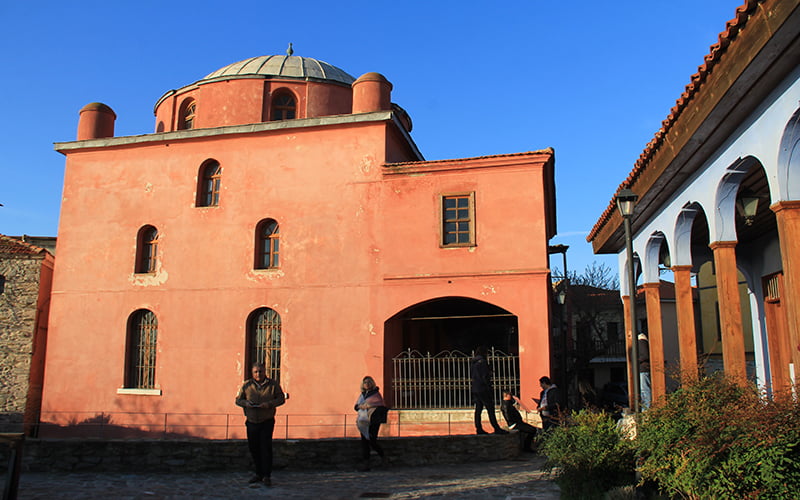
197 160 222 207
125 309 158 389
136 226 159 273
179 99 196 130
246 308 282 382
255 219 280 269
271 92 296 121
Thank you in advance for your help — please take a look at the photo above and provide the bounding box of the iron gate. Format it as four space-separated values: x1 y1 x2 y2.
392 348 519 409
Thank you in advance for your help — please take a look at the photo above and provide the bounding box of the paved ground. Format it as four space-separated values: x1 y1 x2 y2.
14 454 560 499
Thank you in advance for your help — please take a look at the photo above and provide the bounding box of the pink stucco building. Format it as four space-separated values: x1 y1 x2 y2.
42 52 556 438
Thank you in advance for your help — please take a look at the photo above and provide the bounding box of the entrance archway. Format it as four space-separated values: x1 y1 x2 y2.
384 297 519 409
387 297 518 354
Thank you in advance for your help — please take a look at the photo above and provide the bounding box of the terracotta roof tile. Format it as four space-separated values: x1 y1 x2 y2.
384 149 554 168
0 234 48 256
587 0 761 243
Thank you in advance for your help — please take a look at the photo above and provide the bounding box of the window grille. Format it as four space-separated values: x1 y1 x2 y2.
272 93 296 120
249 308 282 383
198 161 221 207
136 226 159 273
126 310 158 389
392 348 519 409
255 219 280 269
182 100 196 130
764 272 781 301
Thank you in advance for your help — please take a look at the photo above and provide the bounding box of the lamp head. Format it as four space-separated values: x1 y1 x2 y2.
616 188 638 218
736 190 759 226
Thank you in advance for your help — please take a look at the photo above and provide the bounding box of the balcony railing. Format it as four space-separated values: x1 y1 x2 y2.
574 338 626 358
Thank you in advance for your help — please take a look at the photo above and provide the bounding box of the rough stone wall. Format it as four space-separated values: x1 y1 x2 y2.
5 434 519 473
0 256 42 431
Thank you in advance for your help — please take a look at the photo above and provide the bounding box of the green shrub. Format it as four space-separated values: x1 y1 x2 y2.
540 410 637 499
636 373 800 499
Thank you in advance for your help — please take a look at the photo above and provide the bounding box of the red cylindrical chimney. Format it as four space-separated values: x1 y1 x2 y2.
77 102 116 140
352 73 392 114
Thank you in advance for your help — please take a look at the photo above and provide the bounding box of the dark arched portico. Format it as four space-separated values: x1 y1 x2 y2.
384 297 519 409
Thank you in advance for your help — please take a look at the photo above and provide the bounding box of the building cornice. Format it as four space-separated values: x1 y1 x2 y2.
383 268 550 282
54 111 423 161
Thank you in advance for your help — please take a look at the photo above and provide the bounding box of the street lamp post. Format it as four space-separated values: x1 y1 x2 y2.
549 244 569 408
617 188 640 414
557 287 569 407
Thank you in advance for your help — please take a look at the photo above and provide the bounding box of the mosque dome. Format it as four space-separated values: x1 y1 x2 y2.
200 55 356 86
153 49 390 132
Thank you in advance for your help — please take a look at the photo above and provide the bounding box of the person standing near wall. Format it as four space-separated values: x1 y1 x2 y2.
638 333 651 409
354 375 388 471
500 390 537 452
235 362 285 486
470 346 508 435
536 376 561 431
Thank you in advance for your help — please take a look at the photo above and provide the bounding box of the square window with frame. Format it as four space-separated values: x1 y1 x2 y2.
441 193 475 247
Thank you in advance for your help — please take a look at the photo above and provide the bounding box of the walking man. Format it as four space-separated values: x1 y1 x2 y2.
470 346 508 435
235 362 285 486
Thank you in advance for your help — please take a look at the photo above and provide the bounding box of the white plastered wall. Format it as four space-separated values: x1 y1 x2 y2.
617 66 800 387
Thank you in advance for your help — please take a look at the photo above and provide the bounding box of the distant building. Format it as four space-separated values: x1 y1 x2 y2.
43 52 557 438
568 284 627 393
557 281 692 409
589 0 800 400
0 235 54 434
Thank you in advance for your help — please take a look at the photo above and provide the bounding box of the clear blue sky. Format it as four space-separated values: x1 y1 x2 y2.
0 0 739 277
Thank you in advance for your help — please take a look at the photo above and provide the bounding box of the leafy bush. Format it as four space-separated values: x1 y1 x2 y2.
540 410 637 499
636 373 800 499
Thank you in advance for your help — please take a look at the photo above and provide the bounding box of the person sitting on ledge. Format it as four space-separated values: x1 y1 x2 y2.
500 390 537 452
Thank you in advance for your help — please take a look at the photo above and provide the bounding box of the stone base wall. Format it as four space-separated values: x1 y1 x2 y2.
0 257 41 431
4 434 518 473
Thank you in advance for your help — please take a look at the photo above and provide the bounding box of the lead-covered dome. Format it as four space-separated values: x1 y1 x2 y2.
153 50 393 132
201 55 356 86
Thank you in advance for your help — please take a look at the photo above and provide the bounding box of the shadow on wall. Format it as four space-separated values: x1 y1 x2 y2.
36 413 227 440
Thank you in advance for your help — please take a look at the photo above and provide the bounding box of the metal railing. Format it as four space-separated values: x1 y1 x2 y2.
32 351 522 440
392 348 520 409
34 409 534 440
575 337 626 358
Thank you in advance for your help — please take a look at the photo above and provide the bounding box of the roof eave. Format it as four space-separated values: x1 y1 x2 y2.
589 0 800 254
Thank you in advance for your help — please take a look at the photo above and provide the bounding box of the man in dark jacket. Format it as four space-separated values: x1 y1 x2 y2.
470 346 508 435
235 362 285 486
500 390 537 452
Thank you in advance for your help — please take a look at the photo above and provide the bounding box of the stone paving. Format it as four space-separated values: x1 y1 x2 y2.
14 454 560 499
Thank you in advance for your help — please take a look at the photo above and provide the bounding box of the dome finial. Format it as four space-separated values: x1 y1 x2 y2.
287 43 294 56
